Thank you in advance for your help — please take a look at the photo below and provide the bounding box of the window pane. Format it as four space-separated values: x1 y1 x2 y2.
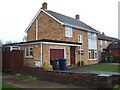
65 26 72 37
30 50 33 56
89 51 91 59
95 52 97 58
91 50 94 59
26 48 29 56
25 47 33 57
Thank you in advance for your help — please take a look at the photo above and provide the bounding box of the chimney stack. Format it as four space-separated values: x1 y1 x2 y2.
102 32 105 35
75 14 80 20
41 2 47 9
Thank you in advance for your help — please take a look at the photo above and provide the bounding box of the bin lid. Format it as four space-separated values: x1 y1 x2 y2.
59 58 66 60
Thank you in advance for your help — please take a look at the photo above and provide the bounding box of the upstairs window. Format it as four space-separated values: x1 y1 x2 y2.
25 47 33 58
65 26 72 37
105 41 108 47
88 33 96 40
100 40 102 48
78 35 83 43
78 35 83 50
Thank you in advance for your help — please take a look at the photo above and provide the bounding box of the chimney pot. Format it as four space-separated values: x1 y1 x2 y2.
41 2 47 9
75 14 80 20
102 32 105 35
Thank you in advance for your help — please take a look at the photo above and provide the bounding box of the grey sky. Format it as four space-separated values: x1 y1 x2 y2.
0 0 119 43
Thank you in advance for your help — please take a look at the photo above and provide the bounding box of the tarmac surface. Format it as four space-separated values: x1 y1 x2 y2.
66 63 120 75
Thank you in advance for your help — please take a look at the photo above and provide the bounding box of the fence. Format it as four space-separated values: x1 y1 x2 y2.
2 50 24 70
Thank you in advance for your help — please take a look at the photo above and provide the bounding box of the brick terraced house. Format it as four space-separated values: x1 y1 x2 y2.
98 32 118 52
8 2 101 67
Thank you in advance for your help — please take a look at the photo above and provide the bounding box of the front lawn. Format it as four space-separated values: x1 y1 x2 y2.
82 64 120 72
0 82 24 89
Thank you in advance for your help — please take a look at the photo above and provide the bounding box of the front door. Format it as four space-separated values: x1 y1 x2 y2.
70 46 75 66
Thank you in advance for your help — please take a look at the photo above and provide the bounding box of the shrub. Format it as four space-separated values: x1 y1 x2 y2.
15 73 21 77
42 63 53 70
113 85 120 89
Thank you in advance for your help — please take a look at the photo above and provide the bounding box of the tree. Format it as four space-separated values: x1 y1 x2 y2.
0 40 2 46
5 41 17 44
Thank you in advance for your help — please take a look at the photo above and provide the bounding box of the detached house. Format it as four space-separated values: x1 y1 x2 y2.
10 3 100 67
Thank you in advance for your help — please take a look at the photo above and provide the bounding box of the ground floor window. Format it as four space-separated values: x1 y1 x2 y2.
89 49 97 60
25 47 33 58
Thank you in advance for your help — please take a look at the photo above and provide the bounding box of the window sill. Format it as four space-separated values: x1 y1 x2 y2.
25 56 33 59
65 36 72 38
89 59 98 61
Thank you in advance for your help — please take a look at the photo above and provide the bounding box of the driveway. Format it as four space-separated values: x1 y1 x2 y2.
66 63 120 75
2 73 83 88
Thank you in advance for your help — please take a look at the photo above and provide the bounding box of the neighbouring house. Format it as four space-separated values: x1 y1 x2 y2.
97 32 119 61
105 41 120 56
98 32 118 52
4 2 101 67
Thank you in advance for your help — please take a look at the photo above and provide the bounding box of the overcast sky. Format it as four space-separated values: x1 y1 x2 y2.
0 0 119 43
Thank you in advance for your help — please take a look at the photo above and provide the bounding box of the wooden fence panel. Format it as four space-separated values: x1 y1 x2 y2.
2 50 24 70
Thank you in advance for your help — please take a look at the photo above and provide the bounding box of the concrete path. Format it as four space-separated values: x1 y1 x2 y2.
2 73 85 89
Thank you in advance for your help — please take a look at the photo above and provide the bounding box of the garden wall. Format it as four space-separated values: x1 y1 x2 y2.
11 67 120 88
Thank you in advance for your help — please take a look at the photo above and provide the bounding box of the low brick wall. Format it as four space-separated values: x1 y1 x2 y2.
6 67 118 88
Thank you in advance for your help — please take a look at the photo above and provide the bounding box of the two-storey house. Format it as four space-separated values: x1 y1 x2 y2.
11 2 100 67
97 32 119 61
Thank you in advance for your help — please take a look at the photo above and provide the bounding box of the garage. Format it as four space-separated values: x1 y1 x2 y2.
50 47 65 64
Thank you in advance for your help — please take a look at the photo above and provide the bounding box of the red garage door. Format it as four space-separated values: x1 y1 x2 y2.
50 49 64 64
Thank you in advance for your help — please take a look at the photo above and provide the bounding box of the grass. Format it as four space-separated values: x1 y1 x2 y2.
82 64 120 72
15 73 40 80
0 81 25 89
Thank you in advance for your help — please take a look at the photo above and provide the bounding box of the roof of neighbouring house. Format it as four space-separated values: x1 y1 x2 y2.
98 34 119 42
4 39 82 46
106 42 120 50
25 9 100 34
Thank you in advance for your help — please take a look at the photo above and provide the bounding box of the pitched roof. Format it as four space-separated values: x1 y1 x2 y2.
98 34 119 42
106 42 120 50
25 9 100 33
44 9 99 33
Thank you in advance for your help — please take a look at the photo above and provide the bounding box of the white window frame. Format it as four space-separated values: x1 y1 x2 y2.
78 35 83 50
25 47 33 58
88 49 97 60
105 40 108 47
100 40 102 48
65 26 72 37
88 33 96 40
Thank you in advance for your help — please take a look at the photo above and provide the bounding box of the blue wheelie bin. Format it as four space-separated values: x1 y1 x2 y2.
59 59 66 70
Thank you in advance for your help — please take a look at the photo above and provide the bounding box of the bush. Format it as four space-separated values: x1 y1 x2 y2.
113 85 120 90
42 63 53 70
77 61 84 66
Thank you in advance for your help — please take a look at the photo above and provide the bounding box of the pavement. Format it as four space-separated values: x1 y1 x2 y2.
66 63 120 75
2 73 85 89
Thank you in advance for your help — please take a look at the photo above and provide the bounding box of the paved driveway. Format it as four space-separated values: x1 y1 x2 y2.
66 63 120 75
